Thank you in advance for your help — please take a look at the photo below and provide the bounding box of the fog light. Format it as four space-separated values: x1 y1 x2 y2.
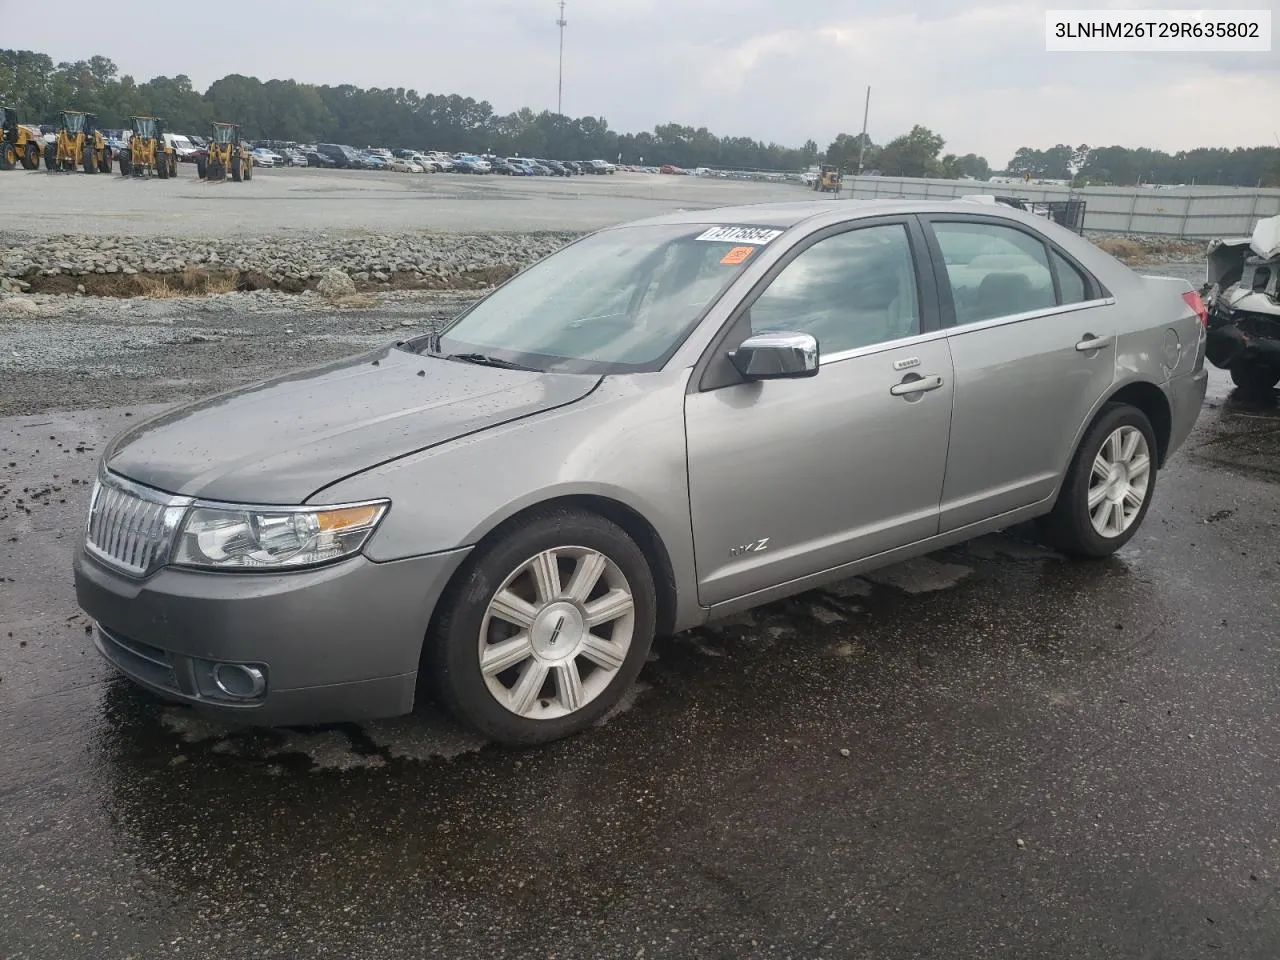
210 663 267 701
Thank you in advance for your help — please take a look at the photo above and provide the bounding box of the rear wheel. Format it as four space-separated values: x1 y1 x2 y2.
22 142 39 169
1038 403 1158 558
1229 364 1280 394
43 143 55 171
231 155 242 182
82 145 97 173
426 507 657 746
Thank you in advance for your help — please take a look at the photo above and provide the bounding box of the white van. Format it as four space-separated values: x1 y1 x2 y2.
164 134 198 160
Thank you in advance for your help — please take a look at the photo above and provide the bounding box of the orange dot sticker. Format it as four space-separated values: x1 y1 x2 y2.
720 246 755 265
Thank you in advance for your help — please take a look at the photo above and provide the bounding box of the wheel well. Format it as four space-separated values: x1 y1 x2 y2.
469 495 679 638
1106 381 1172 466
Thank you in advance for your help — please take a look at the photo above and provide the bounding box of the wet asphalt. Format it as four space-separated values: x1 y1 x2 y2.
0 369 1278 960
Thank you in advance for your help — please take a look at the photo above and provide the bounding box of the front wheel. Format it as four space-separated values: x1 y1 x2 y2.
1038 403 1158 558
118 152 132 176
426 507 657 745
1230 364 1280 394
196 156 207 179
82 145 97 173
231 155 242 182
43 142 55 171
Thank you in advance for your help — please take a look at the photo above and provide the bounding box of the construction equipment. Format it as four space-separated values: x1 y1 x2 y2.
118 116 177 179
43 110 112 173
812 164 843 194
197 122 254 182
0 107 45 170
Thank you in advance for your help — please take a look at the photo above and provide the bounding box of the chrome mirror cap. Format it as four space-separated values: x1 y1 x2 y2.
729 331 820 380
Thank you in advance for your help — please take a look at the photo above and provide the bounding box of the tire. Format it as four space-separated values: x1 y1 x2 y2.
1038 403 1158 558
244 159 252 181
196 156 207 179
119 152 132 176
99 150 112 174
426 506 657 746
231 156 242 182
82 145 96 173
0 145 13 170
23 142 40 170
169 156 177 178
157 156 168 179
1229 364 1280 394
43 142 55 171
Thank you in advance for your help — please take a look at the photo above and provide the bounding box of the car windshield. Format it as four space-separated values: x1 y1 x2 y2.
426 223 780 374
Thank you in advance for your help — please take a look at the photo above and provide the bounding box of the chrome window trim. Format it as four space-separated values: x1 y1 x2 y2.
813 296 1115 367
939 296 1116 338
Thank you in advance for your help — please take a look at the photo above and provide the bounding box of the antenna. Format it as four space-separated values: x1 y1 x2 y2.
556 0 568 115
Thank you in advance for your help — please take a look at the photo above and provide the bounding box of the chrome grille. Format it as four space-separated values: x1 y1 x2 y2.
85 473 190 577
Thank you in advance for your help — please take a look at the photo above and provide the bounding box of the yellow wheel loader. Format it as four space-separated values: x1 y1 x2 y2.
812 164 842 194
43 110 110 173
197 122 253 183
118 116 177 179
0 107 45 171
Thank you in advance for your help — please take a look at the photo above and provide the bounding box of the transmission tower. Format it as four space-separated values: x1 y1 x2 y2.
556 0 567 115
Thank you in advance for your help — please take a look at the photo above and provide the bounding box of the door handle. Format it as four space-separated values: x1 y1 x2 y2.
890 375 944 397
1075 334 1113 352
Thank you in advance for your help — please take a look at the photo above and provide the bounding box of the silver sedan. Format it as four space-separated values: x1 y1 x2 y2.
73 199 1209 745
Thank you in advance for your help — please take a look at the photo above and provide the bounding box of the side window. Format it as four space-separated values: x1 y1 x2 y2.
749 224 920 354
1051 248 1089 304
933 222 1056 324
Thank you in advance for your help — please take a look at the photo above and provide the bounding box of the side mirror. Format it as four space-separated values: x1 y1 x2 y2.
728 331 820 380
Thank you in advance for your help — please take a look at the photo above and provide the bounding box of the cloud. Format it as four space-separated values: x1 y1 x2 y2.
6 0 1277 168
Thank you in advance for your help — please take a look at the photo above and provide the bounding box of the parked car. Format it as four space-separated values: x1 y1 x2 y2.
535 159 570 177
303 150 337 169
453 155 491 174
250 147 281 168
1202 213 1280 393
277 148 308 167
503 158 536 176
72 199 1207 747
315 143 364 169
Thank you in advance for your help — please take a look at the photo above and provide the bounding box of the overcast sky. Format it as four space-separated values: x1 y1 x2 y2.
8 0 1278 166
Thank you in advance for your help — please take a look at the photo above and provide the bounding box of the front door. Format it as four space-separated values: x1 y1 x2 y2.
685 219 955 607
922 217 1119 531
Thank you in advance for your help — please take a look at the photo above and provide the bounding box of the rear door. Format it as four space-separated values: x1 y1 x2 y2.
920 214 1118 531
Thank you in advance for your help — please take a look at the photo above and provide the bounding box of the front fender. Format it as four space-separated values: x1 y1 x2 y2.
314 370 703 630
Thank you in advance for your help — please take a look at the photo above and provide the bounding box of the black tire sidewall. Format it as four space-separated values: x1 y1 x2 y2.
428 509 657 745
1051 404 1158 557
1230 364 1280 393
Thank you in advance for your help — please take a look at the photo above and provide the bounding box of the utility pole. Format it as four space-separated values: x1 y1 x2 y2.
856 86 870 175
556 0 568 115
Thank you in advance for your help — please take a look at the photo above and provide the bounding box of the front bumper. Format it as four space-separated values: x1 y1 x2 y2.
74 546 470 726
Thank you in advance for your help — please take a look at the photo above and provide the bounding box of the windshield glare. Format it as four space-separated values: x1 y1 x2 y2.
432 224 774 374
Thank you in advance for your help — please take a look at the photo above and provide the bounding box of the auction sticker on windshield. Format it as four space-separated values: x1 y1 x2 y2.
720 246 755 265
696 226 784 245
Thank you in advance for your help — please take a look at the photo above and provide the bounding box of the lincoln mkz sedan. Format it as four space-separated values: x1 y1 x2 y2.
73 199 1209 745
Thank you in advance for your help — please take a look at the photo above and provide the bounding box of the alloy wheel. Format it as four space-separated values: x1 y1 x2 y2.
1088 425 1151 538
478 546 635 720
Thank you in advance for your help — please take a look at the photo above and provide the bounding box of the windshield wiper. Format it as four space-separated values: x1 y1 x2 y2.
445 352 540 372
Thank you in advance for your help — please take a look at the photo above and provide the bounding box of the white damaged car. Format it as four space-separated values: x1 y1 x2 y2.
1202 213 1280 393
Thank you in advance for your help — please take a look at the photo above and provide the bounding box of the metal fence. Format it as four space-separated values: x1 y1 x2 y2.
838 176 1280 239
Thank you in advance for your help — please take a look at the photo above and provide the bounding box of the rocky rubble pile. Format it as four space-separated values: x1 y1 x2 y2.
0 231 583 293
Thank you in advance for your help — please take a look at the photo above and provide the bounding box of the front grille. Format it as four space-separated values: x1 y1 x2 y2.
85 474 190 577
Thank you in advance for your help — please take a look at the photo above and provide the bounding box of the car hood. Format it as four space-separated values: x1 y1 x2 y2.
103 344 601 504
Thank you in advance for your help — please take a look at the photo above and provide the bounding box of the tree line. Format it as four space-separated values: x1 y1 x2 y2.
3 48 1277 185
1006 143 1280 187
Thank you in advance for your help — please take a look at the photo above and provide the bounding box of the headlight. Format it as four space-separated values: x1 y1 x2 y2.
172 500 389 570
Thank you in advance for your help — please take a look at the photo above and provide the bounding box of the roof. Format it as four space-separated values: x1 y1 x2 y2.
613 198 1038 231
